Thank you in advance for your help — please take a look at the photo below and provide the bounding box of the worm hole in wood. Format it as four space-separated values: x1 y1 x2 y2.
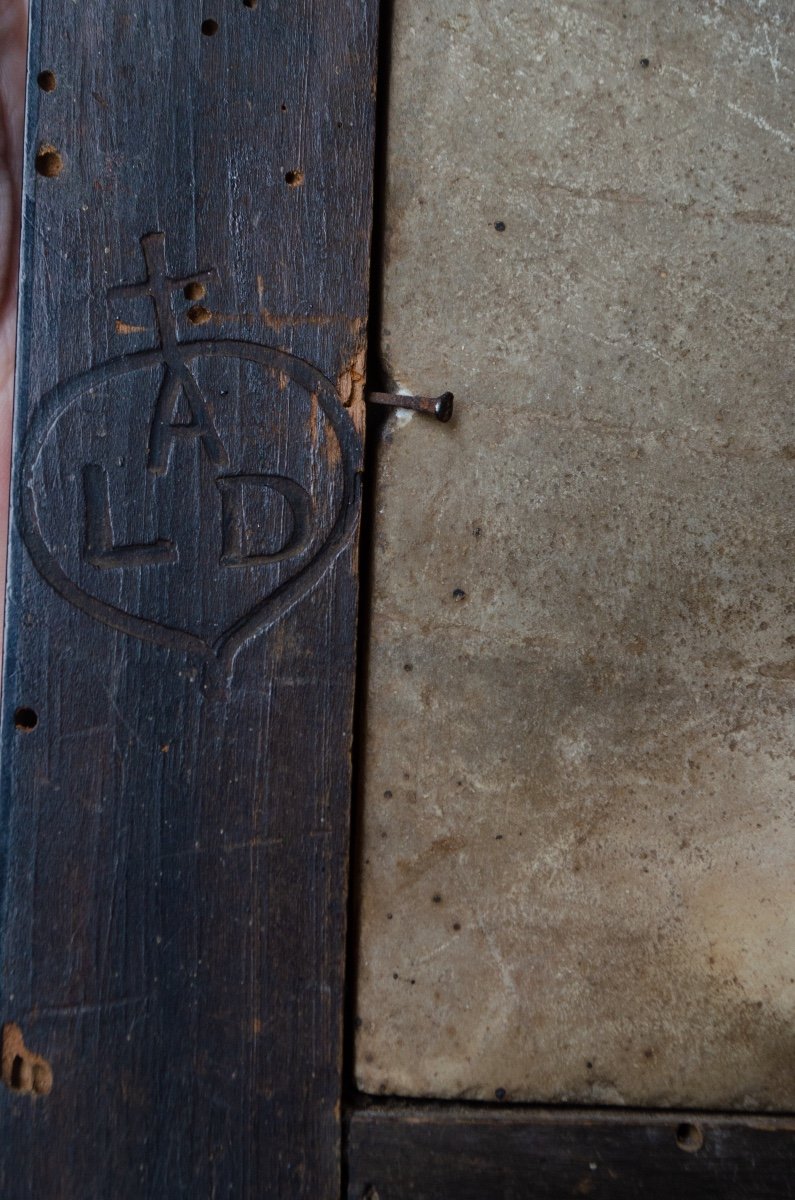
37 70 57 92
201 18 219 36
35 145 63 177
675 1122 704 1153
14 707 38 732
1 1024 53 1096
285 169 304 187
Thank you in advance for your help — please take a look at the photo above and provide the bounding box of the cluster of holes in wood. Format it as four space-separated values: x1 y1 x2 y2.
34 15 298 336
35 70 62 178
203 2 258 35
1 1023 53 1097
200 7 297 180
35 11 299 185
183 282 211 326
201 13 302 188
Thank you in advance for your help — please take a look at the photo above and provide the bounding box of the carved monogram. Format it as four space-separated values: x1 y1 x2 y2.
20 234 362 683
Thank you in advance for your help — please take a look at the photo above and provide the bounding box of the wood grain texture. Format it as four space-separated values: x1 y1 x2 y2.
346 1102 795 1200
0 1 378 1195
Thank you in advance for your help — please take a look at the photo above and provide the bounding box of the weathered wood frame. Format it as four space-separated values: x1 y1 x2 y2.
343 1100 795 1198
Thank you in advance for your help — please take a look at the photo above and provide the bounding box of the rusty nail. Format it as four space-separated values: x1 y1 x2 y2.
366 390 454 423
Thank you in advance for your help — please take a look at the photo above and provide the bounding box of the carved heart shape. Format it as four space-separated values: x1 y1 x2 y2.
20 340 362 685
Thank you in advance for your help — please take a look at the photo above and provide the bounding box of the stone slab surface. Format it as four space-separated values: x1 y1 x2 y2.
354 0 795 1108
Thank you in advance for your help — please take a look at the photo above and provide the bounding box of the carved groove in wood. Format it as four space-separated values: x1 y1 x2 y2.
19 233 362 685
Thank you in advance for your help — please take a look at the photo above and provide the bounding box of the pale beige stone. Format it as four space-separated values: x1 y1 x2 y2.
354 0 795 1108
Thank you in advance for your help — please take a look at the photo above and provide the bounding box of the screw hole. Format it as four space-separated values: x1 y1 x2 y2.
14 707 38 732
285 169 304 187
35 146 63 178
37 70 57 93
187 305 212 326
201 18 219 36
676 1123 704 1153
183 281 206 301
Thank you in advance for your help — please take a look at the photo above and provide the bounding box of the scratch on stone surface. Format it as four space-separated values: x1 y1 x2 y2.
731 208 791 228
534 179 647 207
761 22 781 85
455 862 519 1007
726 102 793 146
701 286 774 330
758 660 795 680
565 323 683 377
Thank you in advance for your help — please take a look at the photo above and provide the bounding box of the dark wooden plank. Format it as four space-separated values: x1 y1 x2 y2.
346 1102 795 1199
0 1 378 1195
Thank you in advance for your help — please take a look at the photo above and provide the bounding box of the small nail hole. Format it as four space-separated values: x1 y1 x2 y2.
35 146 63 178
187 305 212 326
37 70 57 93
10 1055 30 1091
201 18 219 36
183 281 206 301
14 707 38 732
676 1123 704 1153
285 169 304 187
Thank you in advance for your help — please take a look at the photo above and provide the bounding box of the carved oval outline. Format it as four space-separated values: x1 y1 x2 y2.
20 340 362 681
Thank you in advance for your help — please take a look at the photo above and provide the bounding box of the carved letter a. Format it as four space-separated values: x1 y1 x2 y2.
148 363 229 476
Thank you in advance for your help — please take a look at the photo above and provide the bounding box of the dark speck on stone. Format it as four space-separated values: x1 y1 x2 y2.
640 57 650 67
452 588 466 601
494 221 506 231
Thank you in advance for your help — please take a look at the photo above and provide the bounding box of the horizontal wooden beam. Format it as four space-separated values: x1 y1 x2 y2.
346 1100 795 1199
